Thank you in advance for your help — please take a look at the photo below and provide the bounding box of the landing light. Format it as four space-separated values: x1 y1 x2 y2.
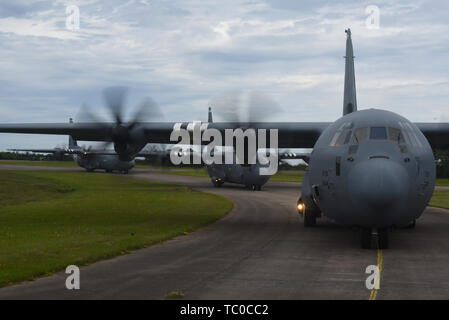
297 203 304 212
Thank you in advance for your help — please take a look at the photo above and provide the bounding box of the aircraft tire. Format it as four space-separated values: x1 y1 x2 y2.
303 208 316 227
106 170 113 173
407 219 416 229
361 228 372 249
212 181 223 188
378 228 389 249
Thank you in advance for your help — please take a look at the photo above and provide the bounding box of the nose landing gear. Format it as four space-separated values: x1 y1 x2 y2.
361 228 389 249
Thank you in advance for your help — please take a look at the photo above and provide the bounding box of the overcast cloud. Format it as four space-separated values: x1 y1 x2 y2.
0 0 448 149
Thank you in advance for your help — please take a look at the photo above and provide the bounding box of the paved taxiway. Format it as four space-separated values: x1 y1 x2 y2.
1 165 449 299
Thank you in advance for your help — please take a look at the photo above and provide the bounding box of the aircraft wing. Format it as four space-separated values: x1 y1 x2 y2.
8 148 65 154
0 122 330 148
8 147 120 156
203 122 329 148
416 123 449 149
4 121 449 150
0 123 114 142
279 151 311 163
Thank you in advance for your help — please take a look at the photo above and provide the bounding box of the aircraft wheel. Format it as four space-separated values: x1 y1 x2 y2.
106 170 113 173
407 219 416 229
361 228 372 249
86 168 94 172
212 180 223 188
378 228 389 249
303 207 316 227
251 184 257 191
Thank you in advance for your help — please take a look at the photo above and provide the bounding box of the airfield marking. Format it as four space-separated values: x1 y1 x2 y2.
369 245 383 300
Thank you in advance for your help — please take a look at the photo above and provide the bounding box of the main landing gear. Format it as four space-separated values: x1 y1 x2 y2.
249 184 262 191
212 178 224 188
361 228 389 249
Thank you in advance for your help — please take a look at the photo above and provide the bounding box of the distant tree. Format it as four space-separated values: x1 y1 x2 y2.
434 149 449 178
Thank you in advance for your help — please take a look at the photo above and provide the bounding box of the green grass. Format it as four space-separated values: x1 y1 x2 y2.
270 171 304 182
165 291 185 299
429 190 449 209
436 178 449 186
0 170 232 287
0 160 76 167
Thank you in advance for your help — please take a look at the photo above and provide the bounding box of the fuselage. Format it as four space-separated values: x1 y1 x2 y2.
302 109 435 228
74 153 135 172
206 162 270 188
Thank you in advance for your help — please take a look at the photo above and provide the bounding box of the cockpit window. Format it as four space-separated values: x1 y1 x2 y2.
332 124 423 148
343 130 352 144
352 127 369 144
330 125 422 147
370 127 387 140
399 122 423 148
388 127 404 143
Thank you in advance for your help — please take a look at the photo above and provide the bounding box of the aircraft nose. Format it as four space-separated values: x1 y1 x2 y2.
348 158 407 211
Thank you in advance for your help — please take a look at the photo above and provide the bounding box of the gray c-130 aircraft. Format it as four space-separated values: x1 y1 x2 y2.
9 118 136 173
1 29 449 249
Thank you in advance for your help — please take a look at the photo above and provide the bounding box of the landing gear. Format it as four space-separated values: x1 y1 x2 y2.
106 169 113 173
378 228 389 249
303 206 317 227
361 228 372 249
407 219 416 229
248 184 261 191
86 168 94 172
122 170 129 174
212 178 223 188
361 228 389 249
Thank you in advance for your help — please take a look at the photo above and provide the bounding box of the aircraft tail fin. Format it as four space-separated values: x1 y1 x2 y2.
208 107 213 123
343 28 357 115
68 117 78 148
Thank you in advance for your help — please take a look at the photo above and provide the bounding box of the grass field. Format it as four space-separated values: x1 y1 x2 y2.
0 160 77 167
2 159 449 185
429 190 449 209
0 170 232 287
436 179 449 186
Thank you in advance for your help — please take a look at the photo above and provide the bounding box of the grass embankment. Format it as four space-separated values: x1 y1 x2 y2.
0 170 232 287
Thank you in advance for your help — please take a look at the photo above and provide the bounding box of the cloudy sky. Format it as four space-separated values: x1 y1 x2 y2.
0 0 448 150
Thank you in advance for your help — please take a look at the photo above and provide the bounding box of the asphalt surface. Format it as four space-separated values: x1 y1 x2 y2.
1 165 449 299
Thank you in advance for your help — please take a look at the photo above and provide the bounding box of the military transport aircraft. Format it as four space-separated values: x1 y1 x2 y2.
198 107 309 190
9 118 135 173
1 29 448 249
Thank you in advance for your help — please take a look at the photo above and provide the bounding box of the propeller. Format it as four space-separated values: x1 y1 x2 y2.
209 91 282 165
210 90 282 123
76 86 163 160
